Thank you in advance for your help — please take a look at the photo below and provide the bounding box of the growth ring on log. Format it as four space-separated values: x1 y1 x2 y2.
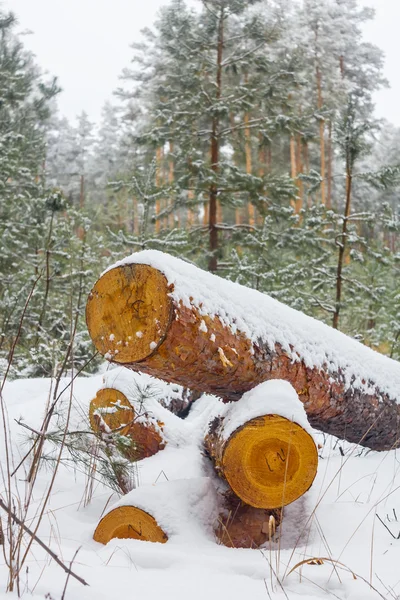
93 506 168 544
222 415 318 509
86 264 172 363
89 388 134 436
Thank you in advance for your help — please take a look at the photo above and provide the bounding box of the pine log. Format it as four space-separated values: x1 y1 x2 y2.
89 388 165 460
86 255 400 450
93 505 168 544
216 490 281 548
205 414 317 509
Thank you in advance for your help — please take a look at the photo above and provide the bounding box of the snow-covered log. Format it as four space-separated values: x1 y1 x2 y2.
205 382 318 509
86 250 400 450
89 388 165 460
93 478 216 545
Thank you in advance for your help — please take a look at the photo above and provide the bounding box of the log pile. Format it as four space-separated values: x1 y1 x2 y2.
86 253 400 450
86 250 400 548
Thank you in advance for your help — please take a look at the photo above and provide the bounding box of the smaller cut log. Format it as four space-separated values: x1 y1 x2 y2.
93 506 168 545
216 490 281 548
206 413 317 509
89 388 134 435
89 388 165 460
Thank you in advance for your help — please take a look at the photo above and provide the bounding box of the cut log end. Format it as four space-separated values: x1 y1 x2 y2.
86 264 172 364
222 415 318 509
93 506 168 544
89 388 134 435
89 388 165 460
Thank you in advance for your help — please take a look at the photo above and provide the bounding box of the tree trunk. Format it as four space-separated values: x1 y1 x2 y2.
289 134 301 214
86 261 400 450
168 141 175 229
316 64 326 206
327 121 333 209
208 7 224 272
244 109 255 226
332 162 352 330
296 134 304 213
155 146 163 234
205 412 317 509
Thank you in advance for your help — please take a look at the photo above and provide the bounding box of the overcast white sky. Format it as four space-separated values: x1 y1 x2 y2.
4 0 400 126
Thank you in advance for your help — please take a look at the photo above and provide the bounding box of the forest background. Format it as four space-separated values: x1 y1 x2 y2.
1 0 400 379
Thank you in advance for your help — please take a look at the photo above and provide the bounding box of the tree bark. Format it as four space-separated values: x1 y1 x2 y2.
86 262 400 450
215 489 281 548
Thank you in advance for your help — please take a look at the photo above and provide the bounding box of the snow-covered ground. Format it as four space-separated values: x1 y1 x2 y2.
1 368 400 600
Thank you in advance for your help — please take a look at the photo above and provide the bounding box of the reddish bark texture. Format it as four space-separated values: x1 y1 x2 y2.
122 300 400 451
215 490 281 549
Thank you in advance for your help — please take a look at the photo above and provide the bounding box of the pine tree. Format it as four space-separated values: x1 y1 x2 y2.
115 0 300 271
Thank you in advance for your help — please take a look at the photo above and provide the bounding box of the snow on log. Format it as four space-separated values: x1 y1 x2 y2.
93 506 168 544
89 388 165 460
216 489 281 548
93 478 217 545
205 382 318 509
101 365 195 417
86 250 400 450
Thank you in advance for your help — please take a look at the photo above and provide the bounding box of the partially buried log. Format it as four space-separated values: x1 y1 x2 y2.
86 253 400 450
205 414 318 509
90 388 165 460
216 490 281 548
94 505 167 544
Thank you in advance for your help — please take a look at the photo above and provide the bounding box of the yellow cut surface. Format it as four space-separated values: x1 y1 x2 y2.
223 415 318 509
94 506 168 544
86 264 172 363
89 388 134 436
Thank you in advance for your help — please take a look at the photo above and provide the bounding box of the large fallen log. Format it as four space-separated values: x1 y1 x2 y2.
86 250 400 450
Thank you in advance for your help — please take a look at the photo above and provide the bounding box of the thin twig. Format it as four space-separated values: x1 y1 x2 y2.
0 498 88 587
